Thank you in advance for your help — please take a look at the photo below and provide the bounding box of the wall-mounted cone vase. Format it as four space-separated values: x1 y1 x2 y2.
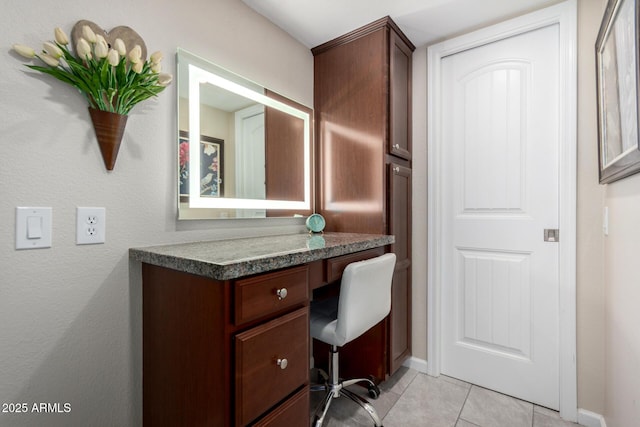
88 108 128 171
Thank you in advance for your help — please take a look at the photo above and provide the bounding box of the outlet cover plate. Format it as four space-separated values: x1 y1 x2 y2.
76 207 106 245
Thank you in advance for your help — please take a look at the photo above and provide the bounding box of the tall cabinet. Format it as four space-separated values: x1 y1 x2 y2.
313 16 414 378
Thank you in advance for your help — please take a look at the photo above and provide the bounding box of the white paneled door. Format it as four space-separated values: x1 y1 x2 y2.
235 104 266 217
440 24 560 410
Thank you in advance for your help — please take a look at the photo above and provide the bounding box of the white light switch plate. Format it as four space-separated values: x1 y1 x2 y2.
16 207 52 250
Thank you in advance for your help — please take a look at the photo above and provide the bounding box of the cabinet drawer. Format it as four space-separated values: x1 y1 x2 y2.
252 387 309 427
235 307 309 426
325 247 385 283
235 266 308 325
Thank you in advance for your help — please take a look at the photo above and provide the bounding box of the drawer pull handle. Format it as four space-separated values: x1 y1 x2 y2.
276 288 288 300
277 358 288 370
393 143 400 149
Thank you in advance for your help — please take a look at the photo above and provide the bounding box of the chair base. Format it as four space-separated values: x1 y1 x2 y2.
311 346 383 427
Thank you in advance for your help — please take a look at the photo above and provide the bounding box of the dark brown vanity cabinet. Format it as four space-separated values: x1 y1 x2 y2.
142 264 310 427
135 234 393 426
313 17 414 379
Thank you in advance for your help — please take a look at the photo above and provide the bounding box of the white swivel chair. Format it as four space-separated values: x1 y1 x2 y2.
310 253 396 427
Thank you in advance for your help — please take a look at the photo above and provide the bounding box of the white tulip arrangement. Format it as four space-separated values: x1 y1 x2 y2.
13 25 172 115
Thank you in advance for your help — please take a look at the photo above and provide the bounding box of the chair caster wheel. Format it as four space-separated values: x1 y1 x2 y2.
367 383 381 399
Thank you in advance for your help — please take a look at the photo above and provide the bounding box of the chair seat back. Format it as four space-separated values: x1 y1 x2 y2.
335 253 396 345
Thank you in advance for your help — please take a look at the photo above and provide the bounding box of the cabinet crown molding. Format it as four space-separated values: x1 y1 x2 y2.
311 16 415 56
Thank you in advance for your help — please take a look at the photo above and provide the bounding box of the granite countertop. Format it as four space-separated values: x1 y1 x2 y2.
129 232 394 280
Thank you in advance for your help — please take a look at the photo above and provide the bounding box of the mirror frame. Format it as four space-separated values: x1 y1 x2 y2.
177 48 313 215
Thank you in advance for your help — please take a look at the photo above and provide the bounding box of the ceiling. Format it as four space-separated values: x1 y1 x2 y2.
242 0 563 48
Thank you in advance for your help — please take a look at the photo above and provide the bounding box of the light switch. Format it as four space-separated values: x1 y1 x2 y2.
16 207 52 249
27 216 43 239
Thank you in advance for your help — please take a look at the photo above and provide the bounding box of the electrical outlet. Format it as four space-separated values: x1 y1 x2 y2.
77 207 106 245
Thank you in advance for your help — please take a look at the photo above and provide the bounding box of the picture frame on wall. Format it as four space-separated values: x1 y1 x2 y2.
178 130 224 202
596 0 640 184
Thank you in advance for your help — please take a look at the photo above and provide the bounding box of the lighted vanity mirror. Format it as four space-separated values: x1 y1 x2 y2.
177 48 312 219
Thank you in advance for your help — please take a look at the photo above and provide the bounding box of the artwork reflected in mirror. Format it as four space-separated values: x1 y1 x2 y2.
176 48 312 219
179 131 224 202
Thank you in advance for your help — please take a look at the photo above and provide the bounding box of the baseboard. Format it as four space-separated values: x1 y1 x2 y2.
577 409 607 427
402 356 428 374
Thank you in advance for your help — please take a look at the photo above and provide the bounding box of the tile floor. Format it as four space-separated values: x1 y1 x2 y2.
310 367 586 427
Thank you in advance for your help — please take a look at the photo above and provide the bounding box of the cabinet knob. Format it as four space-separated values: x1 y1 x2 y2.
393 166 400 174
393 143 400 149
277 358 288 370
276 288 288 300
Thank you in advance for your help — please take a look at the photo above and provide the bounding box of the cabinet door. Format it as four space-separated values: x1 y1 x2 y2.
389 30 412 161
388 163 412 373
143 265 231 427
390 266 410 374
389 163 411 265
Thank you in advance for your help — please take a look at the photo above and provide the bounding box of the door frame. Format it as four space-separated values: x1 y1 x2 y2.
426 0 577 421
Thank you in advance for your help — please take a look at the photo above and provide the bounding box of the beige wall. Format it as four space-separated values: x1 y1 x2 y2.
0 0 312 426
577 0 606 415
576 0 640 420
574 2 640 425
603 174 640 426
